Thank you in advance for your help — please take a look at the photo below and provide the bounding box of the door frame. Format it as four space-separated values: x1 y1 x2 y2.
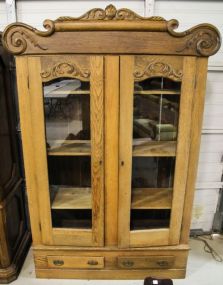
16 55 104 246
118 55 197 248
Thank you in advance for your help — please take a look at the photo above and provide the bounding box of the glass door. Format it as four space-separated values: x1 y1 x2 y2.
119 55 196 247
27 56 104 246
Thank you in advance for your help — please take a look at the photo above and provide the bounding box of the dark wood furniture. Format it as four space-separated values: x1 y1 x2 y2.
0 33 31 283
2 5 221 280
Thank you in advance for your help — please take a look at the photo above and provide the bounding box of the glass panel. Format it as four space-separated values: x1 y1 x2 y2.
130 209 170 230
131 76 181 231
43 78 92 229
132 157 175 188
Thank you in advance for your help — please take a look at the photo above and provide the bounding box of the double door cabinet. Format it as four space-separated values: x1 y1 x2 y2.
2 5 221 279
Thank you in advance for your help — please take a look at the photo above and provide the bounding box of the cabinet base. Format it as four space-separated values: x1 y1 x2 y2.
33 245 189 280
0 231 31 284
36 268 186 279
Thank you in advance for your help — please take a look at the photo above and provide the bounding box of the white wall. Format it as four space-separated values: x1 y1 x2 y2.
1 0 223 232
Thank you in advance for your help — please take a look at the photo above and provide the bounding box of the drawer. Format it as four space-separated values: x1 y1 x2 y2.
118 256 175 269
47 256 104 269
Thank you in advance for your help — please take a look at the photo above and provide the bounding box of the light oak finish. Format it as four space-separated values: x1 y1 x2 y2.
27 57 53 245
104 56 119 246
118 255 175 269
118 56 134 248
133 140 176 157
16 57 42 245
7 5 220 280
47 256 104 269
180 58 208 243
169 57 196 244
90 56 104 247
131 188 172 209
51 187 91 209
48 141 91 156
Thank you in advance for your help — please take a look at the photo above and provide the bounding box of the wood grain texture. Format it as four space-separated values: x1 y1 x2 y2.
118 56 134 248
47 256 104 269
51 187 91 209
133 140 176 157
180 58 208 244
27 57 53 245
90 56 104 247
16 57 42 245
105 56 119 246
118 255 175 269
131 188 172 209
0 211 10 267
130 229 170 247
52 229 93 246
169 57 196 245
36 268 186 279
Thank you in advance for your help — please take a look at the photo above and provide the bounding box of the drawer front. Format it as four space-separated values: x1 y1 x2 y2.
118 256 175 269
47 256 104 269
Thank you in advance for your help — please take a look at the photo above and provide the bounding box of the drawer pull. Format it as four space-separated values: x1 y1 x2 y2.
157 260 169 267
53 260 64 266
122 260 134 267
87 260 99 266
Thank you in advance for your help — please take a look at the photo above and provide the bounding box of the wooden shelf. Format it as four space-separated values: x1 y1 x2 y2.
131 188 173 209
48 140 91 156
49 90 90 95
51 187 92 209
133 139 176 157
134 90 180 95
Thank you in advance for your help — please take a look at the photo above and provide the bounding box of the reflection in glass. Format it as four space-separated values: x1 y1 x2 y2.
132 157 175 188
134 77 181 91
133 94 180 141
43 78 90 151
130 209 170 230
133 77 181 141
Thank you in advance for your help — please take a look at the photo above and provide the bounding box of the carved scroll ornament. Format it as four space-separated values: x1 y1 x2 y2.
134 61 183 82
2 5 221 56
41 62 90 82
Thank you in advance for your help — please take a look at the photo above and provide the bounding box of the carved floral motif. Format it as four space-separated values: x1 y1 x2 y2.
41 62 90 82
134 61 183 82
56 4 165 21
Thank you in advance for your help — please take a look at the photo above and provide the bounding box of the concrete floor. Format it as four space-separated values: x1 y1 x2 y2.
13 237 223 285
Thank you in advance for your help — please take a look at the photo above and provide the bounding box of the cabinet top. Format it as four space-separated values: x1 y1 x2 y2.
2 4 221 57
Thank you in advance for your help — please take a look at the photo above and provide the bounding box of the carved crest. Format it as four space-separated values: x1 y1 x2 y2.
2 5 221 56
41 62 90 82
56 4 165 21
134 61 183 82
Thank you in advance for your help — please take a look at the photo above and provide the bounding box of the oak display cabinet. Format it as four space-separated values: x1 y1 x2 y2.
2 5 221 280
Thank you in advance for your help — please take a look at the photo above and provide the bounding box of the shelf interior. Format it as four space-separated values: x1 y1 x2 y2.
48 140 91 156
133 139 176 157
131 188 172 209
51 187 92 209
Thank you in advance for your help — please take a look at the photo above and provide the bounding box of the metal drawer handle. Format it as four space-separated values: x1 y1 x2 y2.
87 260 98 266
53 260 64 266
122 260 134 267
157 260 169 267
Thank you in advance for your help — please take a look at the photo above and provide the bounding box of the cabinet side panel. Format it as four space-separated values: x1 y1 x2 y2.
16 57 42 245
181 58 208 244
105 56 119 246
169 57 196 244
118 56 134 248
